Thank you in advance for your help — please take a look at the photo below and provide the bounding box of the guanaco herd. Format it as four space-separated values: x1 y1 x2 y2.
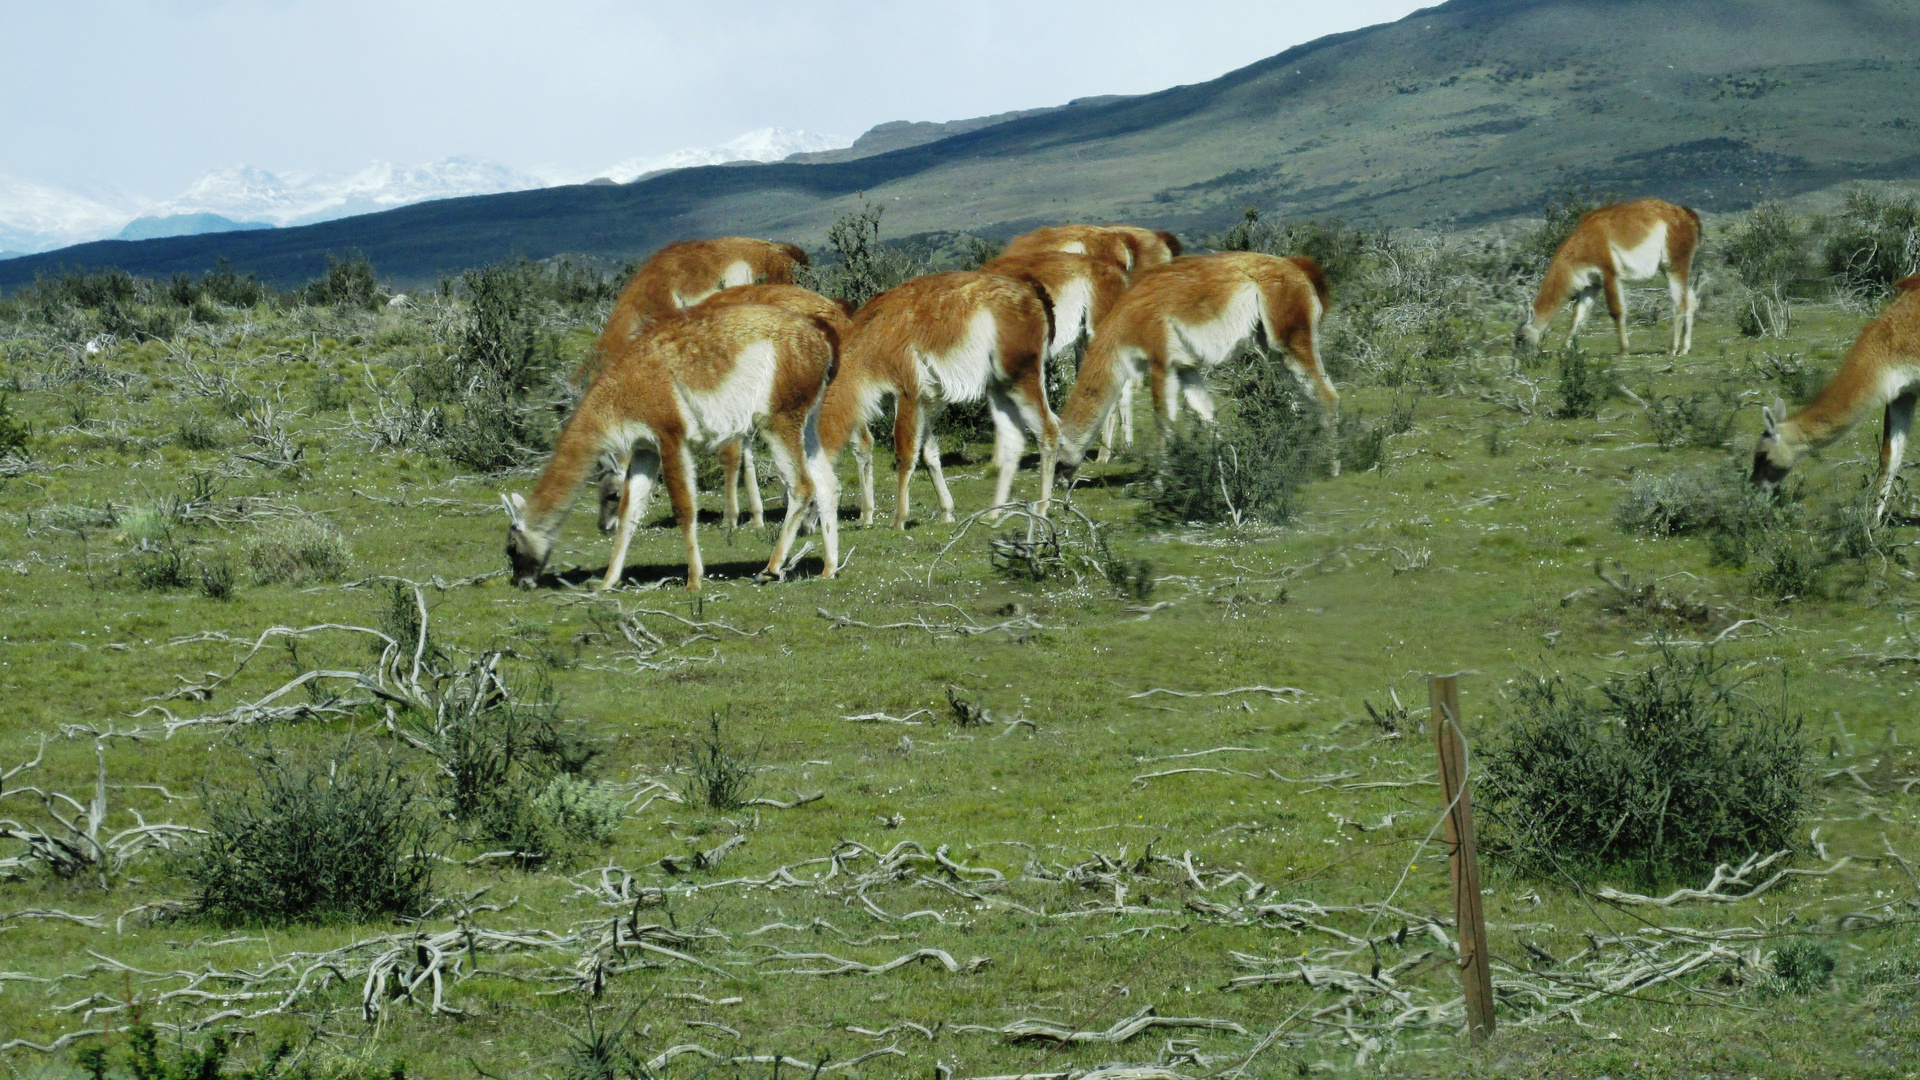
503 198 1920 591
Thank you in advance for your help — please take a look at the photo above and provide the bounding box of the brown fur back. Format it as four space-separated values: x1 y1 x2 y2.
583 237 809 383
1000 225 1135 275
1104 225 1182 270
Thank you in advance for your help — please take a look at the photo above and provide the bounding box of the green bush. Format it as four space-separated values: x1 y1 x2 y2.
1824 187 1920 298
1480 648 1812 885
1724 201 1818 292
534 775 626 848
798 199 929 311
245 517 352 585
198 555 236 601
189 749 437 924
416 260 567 471
1770 939 1838 995
1642 387 1742 450
0 392 30 455
174 412 224 450
304 252 382 309
1553 345 1616 419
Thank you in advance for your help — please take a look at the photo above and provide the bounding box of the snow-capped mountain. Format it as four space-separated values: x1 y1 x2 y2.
0 129 851 256
143 157 542 228
595 128 848 184
0 174 134 256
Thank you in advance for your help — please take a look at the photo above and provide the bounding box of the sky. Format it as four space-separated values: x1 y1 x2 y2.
2 0 1432 200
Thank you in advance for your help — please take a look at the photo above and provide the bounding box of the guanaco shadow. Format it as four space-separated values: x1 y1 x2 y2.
546 554 830 590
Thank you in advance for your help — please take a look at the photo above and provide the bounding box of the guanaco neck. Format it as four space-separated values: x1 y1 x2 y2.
1528 257 1578 330
1057 333 1130 462
1781 336 1897 455
523 406 609 539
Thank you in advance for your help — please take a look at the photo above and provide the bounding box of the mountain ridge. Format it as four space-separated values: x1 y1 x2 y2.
5 0 1918 290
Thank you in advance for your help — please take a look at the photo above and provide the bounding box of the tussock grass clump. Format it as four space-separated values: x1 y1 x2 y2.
0 392 30 455
189 749 437 924
677 712 760 811
173 411 224 450
1769 939 1838 995
245 517 352 585
1480 648 1812 886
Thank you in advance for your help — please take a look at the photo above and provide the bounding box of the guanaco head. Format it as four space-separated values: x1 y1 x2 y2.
595 466 623 535
1750 397 1795 488
501 492 550 588
1513 310 1543 355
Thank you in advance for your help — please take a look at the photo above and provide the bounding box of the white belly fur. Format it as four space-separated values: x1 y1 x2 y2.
915 309 999 405
1165 284 1260 370
679 340 777 446
1611 222 1668 282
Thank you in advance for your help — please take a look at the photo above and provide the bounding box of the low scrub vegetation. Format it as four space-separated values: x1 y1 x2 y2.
1480 649 1813 886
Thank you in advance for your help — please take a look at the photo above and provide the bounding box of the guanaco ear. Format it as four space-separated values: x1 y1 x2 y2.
501 492 526 526
1761 403 1781 435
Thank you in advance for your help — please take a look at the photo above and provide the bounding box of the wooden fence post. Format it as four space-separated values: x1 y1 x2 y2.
1431 674 1496 1045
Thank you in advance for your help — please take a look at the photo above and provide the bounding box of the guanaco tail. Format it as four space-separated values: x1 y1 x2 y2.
981 250 1133 459
815 271 1059 527
1752 276 1920 523
504 302 839 591
1516 198 1700 357
1054 252 1338 476
593 284 853 534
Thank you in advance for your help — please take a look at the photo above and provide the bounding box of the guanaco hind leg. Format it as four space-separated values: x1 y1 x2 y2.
1878 393 1917 524
601 446 661 591
1668 273 1698 356
891 393 922 529
740 441 763 527
1603 270 1629 356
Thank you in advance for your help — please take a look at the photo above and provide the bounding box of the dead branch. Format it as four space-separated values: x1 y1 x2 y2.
1129 686 1306 701
754 946 989 976
954 1005 1248 1044
1595 851 1855 906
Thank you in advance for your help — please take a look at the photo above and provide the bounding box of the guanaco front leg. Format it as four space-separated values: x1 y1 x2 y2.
661 440 703 589
601 446 661 591
1668 272 1697 356
921 425 956 524
1878 392 1916 524
853 425 876 526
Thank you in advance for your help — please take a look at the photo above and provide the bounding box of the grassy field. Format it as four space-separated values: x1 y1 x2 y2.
1 232 1918 1079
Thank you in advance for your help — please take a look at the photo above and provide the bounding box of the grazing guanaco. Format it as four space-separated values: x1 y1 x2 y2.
815 272 1058 527
593 284 853 534
1752 276 1920 523
1516 198 1700 357
1054 252 1337 475
504 302 839 592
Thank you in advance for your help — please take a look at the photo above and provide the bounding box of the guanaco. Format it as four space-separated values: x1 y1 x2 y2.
593 284 853 534
1055 252 1337 475
1000 224 1181 278
1752 276 1920 522
1516 198 1701 357
504 302 839 592
981 250 1134 458
815 272 1058 527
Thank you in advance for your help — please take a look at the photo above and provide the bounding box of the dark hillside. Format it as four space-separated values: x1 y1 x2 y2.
5 0 1917 289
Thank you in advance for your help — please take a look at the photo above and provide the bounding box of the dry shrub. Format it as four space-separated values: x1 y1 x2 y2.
246 517 351 585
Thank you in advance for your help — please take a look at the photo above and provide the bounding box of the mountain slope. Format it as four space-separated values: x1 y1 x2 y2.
6 0 1918 289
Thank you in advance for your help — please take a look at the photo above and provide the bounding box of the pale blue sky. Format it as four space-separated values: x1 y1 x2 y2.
1 0 1432 198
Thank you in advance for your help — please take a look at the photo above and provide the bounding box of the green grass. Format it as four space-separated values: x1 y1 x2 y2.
1 272 1918 1079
